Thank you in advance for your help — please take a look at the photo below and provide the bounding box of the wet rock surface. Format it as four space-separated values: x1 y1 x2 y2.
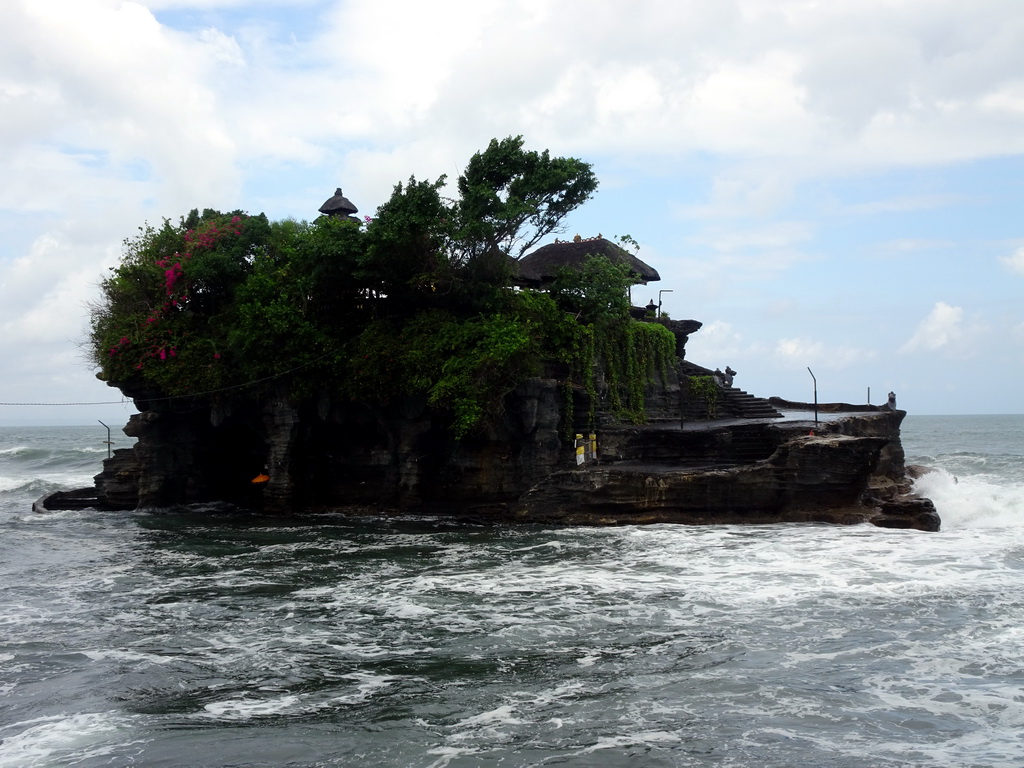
514 410 939 531
71 366 938 531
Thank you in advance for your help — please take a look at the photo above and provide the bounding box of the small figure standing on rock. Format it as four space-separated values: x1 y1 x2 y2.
724 366 736 387
887 391 897 410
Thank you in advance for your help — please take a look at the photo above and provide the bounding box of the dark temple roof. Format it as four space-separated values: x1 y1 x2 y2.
514 235 661 287
318 188 358 217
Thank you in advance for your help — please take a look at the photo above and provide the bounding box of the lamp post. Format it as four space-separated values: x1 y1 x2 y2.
99 420 112 459
807 367 818 424
657 289 673 318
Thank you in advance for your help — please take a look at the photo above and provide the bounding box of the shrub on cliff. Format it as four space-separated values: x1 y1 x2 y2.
91 211 273 395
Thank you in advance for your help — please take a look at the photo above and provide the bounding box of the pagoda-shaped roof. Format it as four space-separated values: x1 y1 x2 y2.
318 188 358 218
514 235 661 287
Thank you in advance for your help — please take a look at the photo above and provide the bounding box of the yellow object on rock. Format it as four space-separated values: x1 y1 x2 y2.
251 473 270 484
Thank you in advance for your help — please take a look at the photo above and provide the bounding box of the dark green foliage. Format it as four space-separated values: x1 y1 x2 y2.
456 136 598 259
345 298 564 437
593 320 676 423
361 176 453 315
227 215 368 384
687 375 719 419
89 138 673 438
548 255 633 324
545 253 675 423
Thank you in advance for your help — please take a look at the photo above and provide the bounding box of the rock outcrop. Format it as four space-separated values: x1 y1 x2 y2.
516 410 938 531
77 387 937 534
57 319 939 532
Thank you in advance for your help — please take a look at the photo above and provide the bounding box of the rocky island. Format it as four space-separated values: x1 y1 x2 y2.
43 137 938 531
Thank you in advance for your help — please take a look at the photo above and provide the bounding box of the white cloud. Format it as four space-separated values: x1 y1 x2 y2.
0 229 120 345
777 337 824 362
675 170 798 220
838 194 964 217
691 221 813 253
2 0 1024 418
185 0 1024 180
137 0 310 7
775 337 875 370
2 0 241 217
9 0 1024 186
198 27 246 67
999 246 1024 275
683 320 773 383
658 220 816 295
685 320 753 360
900 301 965 353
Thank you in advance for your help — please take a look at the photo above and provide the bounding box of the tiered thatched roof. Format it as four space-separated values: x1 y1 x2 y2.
514 235 660 287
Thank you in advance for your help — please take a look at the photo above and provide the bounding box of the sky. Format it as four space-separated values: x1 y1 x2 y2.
2 0 1024 426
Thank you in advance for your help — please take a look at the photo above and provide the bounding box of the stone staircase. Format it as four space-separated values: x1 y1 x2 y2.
719 386 783 419
676 360 782 421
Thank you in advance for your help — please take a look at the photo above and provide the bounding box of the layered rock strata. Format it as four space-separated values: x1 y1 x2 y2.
41 319 938 531
515 409 939 531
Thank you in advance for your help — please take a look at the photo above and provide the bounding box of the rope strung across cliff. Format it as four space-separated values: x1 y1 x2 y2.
0 349 341 407
0 399 134 406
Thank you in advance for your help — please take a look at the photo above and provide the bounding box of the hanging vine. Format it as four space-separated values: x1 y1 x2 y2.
560 323 596 437
687 374 719 419
590 319 676 424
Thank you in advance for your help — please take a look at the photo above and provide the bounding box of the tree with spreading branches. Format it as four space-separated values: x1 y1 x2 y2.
455 135 598 260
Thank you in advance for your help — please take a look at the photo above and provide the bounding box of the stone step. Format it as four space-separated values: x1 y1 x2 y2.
719 387 782 419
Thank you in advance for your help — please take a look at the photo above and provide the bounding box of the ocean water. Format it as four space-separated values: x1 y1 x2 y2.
1 415 1022 767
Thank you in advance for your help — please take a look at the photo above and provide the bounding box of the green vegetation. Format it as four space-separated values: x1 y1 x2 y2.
89 137 677 437
456 136 599 260
687 375 719 419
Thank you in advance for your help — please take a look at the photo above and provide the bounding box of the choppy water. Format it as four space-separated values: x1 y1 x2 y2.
1 416 1023 767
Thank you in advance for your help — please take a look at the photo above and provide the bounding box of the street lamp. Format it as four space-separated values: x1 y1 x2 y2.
99 420 112 459
807 367 818 424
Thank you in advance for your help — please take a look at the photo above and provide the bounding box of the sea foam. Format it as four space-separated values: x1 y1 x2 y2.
914 469 1024 530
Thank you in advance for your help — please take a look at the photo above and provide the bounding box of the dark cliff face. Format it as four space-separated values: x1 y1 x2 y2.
91 363 938 531
95 375 578 515
512 410 939 531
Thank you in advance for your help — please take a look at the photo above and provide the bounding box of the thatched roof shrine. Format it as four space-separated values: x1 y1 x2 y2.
318 188 359 219
514 235 661 287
